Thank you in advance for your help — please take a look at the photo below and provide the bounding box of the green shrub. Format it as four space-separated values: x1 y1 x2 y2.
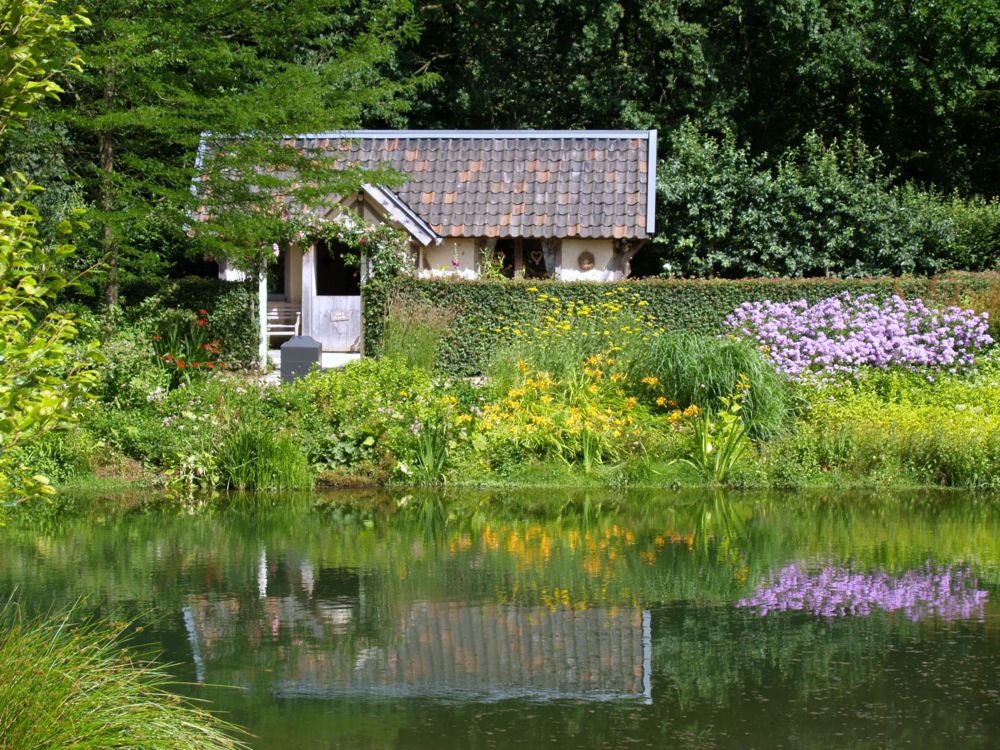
290 357 460 476
800 387 1000 489
6 428 98 486
94 321 172 408
117 277 257 369
651 124 1000 278
0 602 246 750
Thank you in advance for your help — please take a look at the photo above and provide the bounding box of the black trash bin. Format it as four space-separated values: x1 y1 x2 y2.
280 335 321 382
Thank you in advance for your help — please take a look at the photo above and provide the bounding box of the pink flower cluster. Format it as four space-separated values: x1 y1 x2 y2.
725 292 992 380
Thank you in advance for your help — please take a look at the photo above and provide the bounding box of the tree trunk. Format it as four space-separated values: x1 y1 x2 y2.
100 76 117 307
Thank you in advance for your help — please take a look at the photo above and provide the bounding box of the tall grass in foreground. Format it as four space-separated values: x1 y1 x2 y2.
0 601 247 750
382 295 456 370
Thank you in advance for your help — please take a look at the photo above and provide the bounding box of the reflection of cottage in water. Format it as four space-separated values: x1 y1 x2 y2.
182 555 652 702
276 601 652 702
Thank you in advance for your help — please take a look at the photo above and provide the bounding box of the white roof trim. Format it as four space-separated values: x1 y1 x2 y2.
362 184 442 247
646 129 657 235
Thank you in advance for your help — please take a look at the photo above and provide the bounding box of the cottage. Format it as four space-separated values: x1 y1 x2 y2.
211 129 657 353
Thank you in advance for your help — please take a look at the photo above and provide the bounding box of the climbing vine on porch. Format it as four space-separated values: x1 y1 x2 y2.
294 209 412 283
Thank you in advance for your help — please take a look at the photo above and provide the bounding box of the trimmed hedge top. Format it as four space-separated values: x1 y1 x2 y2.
364 273 1000 376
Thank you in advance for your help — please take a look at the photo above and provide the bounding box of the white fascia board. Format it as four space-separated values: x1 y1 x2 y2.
646 129 657 235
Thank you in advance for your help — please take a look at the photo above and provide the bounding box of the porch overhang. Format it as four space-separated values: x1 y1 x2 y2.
361 184 442 247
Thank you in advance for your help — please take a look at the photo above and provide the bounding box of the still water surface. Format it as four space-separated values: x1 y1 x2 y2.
2 489 1000 749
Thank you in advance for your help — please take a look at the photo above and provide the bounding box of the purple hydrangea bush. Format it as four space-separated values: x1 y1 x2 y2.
736 562 988 622
725 293 993 381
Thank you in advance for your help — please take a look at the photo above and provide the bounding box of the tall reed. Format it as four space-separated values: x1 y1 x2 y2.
216 422 312 490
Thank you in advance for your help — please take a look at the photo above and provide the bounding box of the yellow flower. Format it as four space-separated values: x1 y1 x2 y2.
641 376 659 386
655 396 667 407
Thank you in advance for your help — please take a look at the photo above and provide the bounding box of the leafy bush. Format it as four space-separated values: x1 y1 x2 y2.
651 124 1000 279
117 277 257 369
727 293 993 382
790 377 1000 489
290 357 475 478
0 602 246 750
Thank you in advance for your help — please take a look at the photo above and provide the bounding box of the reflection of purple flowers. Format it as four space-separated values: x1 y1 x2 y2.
737 562 989 622
725 293 992 381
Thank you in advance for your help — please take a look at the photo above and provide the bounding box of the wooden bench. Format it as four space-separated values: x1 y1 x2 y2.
266 301 301 342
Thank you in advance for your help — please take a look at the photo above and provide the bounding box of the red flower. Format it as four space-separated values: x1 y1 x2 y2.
162 353 174 362
219 362 226 369
177 359 186 369
199 309 208 316
195 319 207 327
206 362 216 369
152 334 161 341
191 361 201 368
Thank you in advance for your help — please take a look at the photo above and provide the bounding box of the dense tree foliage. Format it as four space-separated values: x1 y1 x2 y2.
0 0 99 500
26 0 430 303
406 0 999 194
401 0 999 278
4 0 999 287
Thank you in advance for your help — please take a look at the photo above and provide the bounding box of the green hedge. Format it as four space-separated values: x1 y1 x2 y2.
363 273 1000 376
120 276 259 368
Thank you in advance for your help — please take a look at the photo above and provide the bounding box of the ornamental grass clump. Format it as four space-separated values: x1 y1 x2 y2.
726 292 993 381
0 601 246 750
626 332 792 439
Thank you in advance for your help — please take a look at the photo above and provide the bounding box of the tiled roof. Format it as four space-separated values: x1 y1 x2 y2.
279 130 655 240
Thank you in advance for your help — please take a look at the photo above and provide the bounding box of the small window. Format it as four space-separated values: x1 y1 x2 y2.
492 238 559 279
315 239 361 296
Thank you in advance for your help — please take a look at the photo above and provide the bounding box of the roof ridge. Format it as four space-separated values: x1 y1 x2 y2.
289 129 654 140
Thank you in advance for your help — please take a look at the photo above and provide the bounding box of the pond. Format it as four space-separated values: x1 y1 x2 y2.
2 488 1000 749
